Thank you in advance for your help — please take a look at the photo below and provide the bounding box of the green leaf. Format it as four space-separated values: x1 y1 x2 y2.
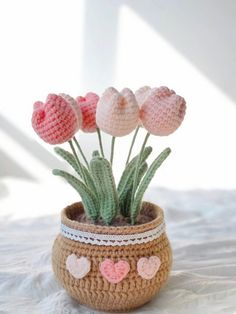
52 169 99 221
92 150 100 158
119 162 148 217
117 146 152 194
90 156 119 225
54 147 97 195
131 148 171 224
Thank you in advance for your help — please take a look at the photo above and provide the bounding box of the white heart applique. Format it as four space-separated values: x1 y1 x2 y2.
66 254 91 279
137 256 161 280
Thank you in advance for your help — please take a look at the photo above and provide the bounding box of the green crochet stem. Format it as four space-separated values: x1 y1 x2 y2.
54 147 97 195
96 128 105 158
73 136 89 169
130 147 171 224
125 126 140 165
68 140 87 184
117 146 152 196
90 156 119 225
119 162 148 217
130 132 150 207
110 136 115 166
52 169 99 221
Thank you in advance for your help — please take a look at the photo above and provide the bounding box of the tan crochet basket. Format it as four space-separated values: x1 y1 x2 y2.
52 201 172 312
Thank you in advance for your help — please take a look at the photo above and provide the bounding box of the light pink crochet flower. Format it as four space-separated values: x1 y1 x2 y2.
32 94 81 144
76 92 99 133
96 87 139 137
135 86 151 107
139 86 186 136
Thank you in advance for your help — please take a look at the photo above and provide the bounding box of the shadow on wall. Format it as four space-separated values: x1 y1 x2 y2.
126 0 236 101
81 0 120 90
0 182 9 200
0 149 35 181
0 114 63 177
83 0 236 101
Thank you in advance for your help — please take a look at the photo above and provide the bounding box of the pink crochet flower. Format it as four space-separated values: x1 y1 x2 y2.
96 87 139 137
31 94 80 144
60 93 82 128
139 86 186 136
135 86 151 107
76 92 99 133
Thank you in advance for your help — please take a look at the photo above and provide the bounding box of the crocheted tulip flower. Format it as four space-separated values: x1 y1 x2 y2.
139 86 186 136
96 87 139 137
76 92 99 133
32 94 81 144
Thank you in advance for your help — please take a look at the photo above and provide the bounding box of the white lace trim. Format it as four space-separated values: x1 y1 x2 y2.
61 222 165 246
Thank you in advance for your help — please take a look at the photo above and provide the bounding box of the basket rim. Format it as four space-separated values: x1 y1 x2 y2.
61 201 164 235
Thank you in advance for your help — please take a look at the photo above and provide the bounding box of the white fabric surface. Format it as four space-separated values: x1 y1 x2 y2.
0 188 236 314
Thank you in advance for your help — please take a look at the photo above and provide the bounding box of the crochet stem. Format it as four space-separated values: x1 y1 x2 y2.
97 128 105 157
110 136 116 166
131 132 150 206
68 140 87 184
126 126 140 165
73 136 90 169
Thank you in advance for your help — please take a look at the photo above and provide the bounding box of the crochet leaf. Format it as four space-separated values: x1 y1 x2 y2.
92 150 100 157
52 169 99 221
117 146 152 194
90 156 119 225
54 147 97 194
119 162 148 217
131 148 171 224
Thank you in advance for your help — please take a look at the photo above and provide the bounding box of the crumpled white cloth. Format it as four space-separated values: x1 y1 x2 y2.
0 188 236 314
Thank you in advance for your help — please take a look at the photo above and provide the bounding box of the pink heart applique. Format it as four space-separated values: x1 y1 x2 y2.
137 256 161 280
100 259 130 284
32 94 79 144
66 254 91 279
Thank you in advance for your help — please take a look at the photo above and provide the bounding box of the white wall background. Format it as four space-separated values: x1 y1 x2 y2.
0 0 236 217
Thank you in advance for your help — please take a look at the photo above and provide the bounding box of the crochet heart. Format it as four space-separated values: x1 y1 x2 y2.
96 87 139 137
100 259 130 284
137 256 161 280
66 254 91 279
32 94 79 144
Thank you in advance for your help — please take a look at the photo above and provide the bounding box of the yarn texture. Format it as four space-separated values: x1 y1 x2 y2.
31 94 79 144
139 86 186 136
99 259 130 284
96 87 139 136
76 93 99 133
137 256 161 280
60 93 82 130
52 201 172 312
66 254 91 279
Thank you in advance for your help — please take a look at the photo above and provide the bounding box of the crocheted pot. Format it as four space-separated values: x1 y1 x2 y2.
52 201 172 312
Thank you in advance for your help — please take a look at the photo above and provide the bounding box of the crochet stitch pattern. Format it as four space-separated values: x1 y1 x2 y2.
139 86 186 136
60 93 83 130
32 94 79 144
76 92 99 133
52 201 172 312
96 87 139 137
31 84 186 312
66 254 91 279
99 259 130 284
137 256 161 280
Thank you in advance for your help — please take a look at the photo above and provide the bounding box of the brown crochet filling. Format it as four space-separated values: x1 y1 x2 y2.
67 202 157 226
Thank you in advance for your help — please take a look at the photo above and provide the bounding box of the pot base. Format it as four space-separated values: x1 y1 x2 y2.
52 202 172 312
